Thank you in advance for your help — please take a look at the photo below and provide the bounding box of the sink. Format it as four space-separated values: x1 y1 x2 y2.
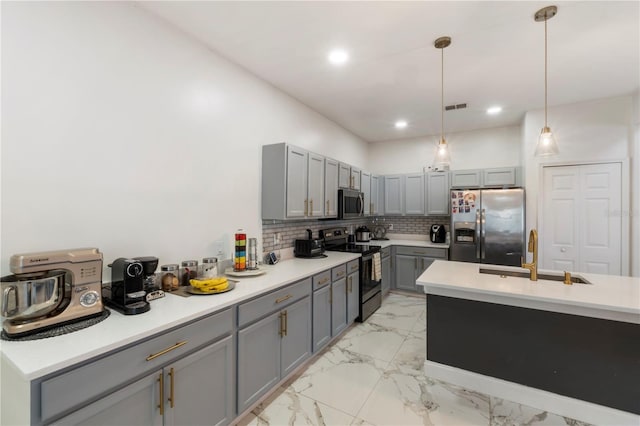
479 268 591 284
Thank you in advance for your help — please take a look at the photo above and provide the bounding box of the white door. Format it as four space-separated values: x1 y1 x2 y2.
541 163 622 274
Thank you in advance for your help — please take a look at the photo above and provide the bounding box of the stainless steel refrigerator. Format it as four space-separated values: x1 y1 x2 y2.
450 188 525 266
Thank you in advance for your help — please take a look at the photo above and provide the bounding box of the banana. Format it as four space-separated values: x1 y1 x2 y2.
190 277 229 292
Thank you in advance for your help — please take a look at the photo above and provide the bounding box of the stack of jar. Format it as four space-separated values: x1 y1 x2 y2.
159 257 218 291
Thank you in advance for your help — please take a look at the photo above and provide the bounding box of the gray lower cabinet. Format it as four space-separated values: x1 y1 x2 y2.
312 283 332 352
237 279 312 413
39 309 234 426
312 263 353 353
381 247 391 296
394 246 448 292
346 260 360 323
331 277 347 336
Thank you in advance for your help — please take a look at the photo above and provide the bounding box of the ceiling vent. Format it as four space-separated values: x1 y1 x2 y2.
445 103 467 111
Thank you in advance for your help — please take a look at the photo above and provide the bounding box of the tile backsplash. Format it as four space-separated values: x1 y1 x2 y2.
262 216 449 253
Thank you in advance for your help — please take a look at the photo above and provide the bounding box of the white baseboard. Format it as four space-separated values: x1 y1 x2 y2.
424 360 639 426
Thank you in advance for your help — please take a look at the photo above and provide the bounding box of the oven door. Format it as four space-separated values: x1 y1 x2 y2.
359 253 382 321
338 189 364 219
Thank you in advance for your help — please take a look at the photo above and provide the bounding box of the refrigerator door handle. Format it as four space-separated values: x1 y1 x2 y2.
475 209 481 259
481 209 487 259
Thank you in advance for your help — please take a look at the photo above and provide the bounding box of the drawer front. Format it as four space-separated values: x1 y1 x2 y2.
394 246 448 259
347 260 359 274
238 277 311 327
381 247 391 258
332 264 347 282
313 270 332 290
40 308 233 423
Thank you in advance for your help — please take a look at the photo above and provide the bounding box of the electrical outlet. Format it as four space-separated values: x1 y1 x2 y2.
213 240 224 257
388 224 394 230
276 232 281 244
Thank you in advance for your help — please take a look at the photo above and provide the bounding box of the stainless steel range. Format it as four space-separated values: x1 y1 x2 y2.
320 227 382 321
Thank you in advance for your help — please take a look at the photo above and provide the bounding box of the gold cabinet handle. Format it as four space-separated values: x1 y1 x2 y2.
318 277 329 285
146 341 188 361
168 367 175 408
310 199 313 216
275 294 293 304
284 310 288 336
370 202 373 214
564 271 573 285
158 373 164 415
326 200 330 213
348 276 353 293
304 199 308 216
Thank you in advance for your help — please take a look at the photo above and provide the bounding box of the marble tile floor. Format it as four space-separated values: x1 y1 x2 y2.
236 293 592 426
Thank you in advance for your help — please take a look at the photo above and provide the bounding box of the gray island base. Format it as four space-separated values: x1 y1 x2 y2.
417 260 640 425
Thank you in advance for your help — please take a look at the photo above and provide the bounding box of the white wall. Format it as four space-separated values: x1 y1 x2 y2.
522 95 635 275
0 2 368 274
368 126 521 174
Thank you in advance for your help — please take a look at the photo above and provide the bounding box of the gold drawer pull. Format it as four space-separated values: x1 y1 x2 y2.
146 341 188 361
276 294 293 304
168 367 175 408
318 277 329 285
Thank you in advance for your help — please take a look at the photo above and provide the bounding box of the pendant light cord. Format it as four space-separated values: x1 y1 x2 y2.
441 45 444 142
544 15 548 128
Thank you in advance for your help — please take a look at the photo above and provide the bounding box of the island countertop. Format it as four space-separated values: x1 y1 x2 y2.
417 260 640 324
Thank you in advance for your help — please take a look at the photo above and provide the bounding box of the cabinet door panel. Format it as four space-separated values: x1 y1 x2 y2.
167 336 234 426
371 175 380 215
405 173 425 215
384 175 403 215
325 159 339 217
347 273 360 323
313 285 332 352
281 297 311 377
338 163 351 188
361 171 371 216
237 313 281 413
286 146 308 217
52 372 161 426
331 278 347 336
308 153 325 217
427 172 450 215
394 255 418 292
351 167 361 190
381 256 391 296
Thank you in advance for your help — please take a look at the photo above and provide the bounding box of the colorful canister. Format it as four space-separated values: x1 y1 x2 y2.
234 230 246 271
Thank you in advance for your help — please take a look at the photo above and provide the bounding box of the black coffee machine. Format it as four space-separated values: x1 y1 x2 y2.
104 258 151 315
134 256 164 301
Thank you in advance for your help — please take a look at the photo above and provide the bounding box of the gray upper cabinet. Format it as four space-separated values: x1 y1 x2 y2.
285 145 309 217
384 175 403 215
404 173 425 215
450 169 482 189
426 172 450 215
361 171 371 216
370 175 380 215
325 158 339 218
483 167 520 188
307 152 325 217
338 162 351 188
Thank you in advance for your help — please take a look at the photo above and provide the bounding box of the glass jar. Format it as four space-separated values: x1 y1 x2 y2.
180 260 198 286
160 264 180 292
247 238 258 270
201 257 218 278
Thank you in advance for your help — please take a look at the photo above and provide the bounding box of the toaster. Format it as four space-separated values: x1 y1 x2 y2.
294 229 326 258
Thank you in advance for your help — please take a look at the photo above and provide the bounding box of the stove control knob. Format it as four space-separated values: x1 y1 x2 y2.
80 290 100 307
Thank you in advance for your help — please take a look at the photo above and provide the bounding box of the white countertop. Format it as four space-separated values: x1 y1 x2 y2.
417 260 640 324
0 252 360 381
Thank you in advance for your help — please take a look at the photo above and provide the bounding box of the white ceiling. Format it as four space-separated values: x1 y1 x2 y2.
140 1 639 143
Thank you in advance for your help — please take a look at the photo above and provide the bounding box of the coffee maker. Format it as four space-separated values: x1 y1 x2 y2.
1 248 105 337
134 256 164 301
103 258 150 315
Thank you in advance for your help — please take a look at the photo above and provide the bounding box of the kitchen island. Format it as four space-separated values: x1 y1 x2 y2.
417 260 640 425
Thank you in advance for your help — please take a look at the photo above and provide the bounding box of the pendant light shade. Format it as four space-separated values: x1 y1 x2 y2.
534 5 559 157
433 36 452 170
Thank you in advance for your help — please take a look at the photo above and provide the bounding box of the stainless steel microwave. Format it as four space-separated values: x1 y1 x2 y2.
338 189 364 219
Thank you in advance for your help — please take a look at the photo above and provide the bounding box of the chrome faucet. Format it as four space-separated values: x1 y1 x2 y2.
521 229 538 281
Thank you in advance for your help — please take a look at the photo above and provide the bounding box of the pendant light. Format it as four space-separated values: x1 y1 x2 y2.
534 5 559 156
433 36 451 170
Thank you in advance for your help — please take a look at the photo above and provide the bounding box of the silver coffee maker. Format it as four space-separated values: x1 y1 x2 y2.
1 248 104 337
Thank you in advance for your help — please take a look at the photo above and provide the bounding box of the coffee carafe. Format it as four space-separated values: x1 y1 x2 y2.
104 258 150 315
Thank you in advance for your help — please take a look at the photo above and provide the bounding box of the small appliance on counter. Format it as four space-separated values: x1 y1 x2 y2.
134 256 164 302
356 226 371 242
294 229 326 258
103 258 151 315
0 248 105 337
430 224 447 243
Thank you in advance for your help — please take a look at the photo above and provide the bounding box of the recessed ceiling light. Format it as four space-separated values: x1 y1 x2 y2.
487 106 503 115
328 49 349 66
395 120 408 129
